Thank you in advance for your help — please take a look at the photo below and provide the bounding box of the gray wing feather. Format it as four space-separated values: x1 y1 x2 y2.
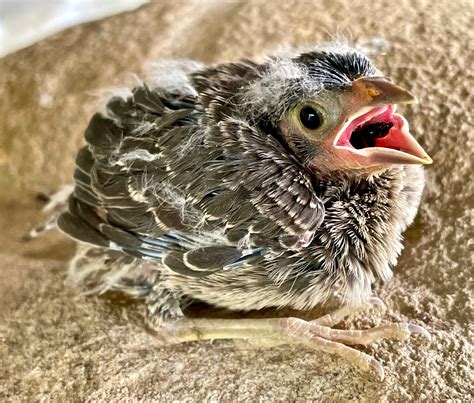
58 79 325 277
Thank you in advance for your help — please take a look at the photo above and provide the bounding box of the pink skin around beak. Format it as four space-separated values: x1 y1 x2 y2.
330 77 432 169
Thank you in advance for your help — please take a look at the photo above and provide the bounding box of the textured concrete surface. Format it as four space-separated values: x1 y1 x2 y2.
0 0 472 400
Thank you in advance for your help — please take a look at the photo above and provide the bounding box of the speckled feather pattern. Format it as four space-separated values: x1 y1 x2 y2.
58 47 425 323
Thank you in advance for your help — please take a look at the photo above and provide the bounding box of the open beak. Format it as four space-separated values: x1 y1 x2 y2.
333 77 432 166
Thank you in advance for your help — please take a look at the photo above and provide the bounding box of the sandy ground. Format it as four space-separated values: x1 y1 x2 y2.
0 0 472 400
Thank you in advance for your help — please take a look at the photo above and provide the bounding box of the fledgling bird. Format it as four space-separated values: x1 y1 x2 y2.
56 45 432 379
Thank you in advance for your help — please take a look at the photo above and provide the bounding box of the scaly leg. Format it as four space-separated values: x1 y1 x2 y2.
148 302 430 380
235 297 386 349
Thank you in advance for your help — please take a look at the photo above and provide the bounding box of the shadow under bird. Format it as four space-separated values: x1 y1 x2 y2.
54 46 432 380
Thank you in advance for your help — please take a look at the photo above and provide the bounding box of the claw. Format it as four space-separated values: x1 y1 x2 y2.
369 358 385 381
408 324 431 341
369 296 385 307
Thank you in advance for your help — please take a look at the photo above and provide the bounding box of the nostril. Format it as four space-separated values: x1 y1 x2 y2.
366 86 381 98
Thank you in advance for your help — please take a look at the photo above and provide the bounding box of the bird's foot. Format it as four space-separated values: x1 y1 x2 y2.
278 297 429 380
147 298 430 381
285 302 430 380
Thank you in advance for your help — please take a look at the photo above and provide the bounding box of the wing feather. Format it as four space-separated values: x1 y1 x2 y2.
58 79 325 278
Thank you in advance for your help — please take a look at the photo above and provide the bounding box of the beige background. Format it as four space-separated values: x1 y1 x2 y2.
0 0 472 400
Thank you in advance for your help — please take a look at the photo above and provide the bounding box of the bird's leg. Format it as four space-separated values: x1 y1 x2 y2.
147 303 430 380
236 297 386 350
149 317 379 378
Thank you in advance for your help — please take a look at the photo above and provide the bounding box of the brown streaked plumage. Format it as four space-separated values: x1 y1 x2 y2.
55 45 432 379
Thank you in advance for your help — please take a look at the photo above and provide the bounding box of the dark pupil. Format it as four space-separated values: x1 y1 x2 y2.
300 106 322 130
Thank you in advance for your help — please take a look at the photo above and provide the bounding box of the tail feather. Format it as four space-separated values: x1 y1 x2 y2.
27 184 74 240
67 243 158 298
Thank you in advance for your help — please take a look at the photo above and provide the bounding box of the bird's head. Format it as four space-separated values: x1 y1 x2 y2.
236 48 432 176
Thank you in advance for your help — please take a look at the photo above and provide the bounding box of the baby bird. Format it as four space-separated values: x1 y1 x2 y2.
56 46 432 380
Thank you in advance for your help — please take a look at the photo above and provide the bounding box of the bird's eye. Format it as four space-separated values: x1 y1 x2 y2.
299 106 323 130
